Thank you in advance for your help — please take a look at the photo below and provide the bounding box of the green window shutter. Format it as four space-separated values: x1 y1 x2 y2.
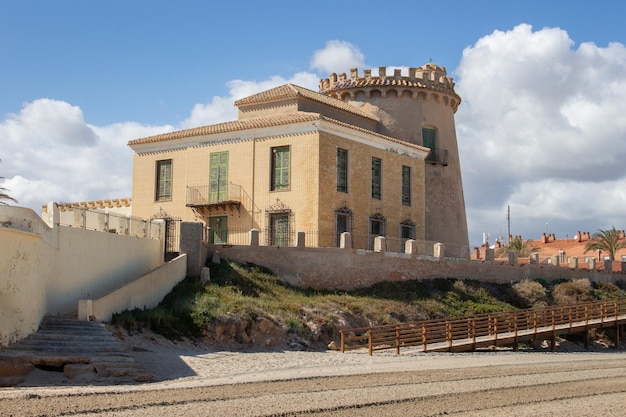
209 151 228 202
337 148 348 193
422 128 437 162
371 157 381 199
156 159 172 201
272 146 290 190
402 166 411 206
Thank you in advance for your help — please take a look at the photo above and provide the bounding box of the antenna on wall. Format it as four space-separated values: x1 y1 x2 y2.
506 205 511 244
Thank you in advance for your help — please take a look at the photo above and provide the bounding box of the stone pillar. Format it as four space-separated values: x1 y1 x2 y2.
97 212 108 232
200 267 211 284
508 251 518 266
434 243 445 260
568 256 578 270
587 257 596 270
249 229 259 246
551 254 560 267
374 236 386 253
296 231 306 248
340 232 352 249
405 239 418 256
180 222 203 277
74 208 86 230
605 259 613 273
529 253 540 265
485 248 494 262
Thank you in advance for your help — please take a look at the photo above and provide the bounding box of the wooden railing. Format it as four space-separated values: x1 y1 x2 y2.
340 298 626 355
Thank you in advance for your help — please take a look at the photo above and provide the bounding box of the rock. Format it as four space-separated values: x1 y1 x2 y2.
0 359 35 387
327 341 339 351
64 363 97 380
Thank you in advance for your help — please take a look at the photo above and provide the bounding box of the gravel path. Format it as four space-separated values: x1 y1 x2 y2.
3 348 626 416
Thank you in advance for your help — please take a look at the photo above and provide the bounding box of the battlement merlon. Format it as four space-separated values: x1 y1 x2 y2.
319 64 461 111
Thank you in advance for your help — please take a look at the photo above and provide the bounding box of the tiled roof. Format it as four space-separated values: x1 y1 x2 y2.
127 111 428 154
234 84 378 121
128 113 322 146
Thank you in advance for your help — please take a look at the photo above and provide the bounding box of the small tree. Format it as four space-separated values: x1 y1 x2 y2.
584 226 626 261
496 236 538 258
0 178 17 205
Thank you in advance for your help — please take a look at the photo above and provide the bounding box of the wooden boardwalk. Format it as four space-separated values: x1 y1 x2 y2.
340 298 626 355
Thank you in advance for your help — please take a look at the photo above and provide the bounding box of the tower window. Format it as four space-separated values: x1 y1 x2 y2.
422 127 437 162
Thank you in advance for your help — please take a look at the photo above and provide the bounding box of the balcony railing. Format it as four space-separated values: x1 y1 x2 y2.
425 147 448 166
186 183 242 207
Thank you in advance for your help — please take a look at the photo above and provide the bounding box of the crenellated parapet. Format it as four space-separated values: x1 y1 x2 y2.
319 63 461 112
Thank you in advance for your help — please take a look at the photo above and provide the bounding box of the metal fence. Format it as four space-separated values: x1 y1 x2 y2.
205 227 447 256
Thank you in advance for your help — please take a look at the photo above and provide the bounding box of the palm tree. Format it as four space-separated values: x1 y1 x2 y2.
496 236 538 258
0 178 18 205
584 226 626 261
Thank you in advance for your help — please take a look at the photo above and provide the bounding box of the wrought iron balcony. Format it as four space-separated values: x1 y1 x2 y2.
186 183 242 213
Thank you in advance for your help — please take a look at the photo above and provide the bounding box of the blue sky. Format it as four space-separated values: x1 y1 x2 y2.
2 1 626 247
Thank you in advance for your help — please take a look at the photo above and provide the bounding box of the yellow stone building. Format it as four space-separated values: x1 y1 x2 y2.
128 63 468 256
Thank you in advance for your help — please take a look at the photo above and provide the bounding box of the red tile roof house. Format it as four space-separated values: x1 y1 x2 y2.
472 230 626 273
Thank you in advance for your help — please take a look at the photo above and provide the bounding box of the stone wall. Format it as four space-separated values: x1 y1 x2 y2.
207 243 623 291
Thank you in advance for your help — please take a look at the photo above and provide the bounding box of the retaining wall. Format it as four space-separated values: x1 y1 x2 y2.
209 244 623 290
0 204 165 348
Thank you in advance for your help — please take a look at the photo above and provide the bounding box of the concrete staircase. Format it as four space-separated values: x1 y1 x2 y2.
0 316 153 386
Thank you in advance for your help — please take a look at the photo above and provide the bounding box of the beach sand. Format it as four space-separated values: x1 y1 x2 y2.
3 330 626 416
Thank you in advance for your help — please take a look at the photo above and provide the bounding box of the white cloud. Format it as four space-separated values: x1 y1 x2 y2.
180 72 319 129
0 100 174 211
456 24 626 244
310 40 366 75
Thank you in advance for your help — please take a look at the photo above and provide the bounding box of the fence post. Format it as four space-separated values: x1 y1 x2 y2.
395 326 400 355
422 323 428 352
340 232 352 249
340 331 345 353
296 231 306 248
368 328 373 356
249 229 259 246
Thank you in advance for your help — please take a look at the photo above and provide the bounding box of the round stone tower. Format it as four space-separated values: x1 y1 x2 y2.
319 63 469 258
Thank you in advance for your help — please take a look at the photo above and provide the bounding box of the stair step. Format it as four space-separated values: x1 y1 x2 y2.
0 317 154 385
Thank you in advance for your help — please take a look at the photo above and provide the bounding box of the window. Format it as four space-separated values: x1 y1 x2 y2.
371 157 381 199
400 221 416 241
155 159 172 201
271 146 290 191
336 148 348 193
209 151 228 202
402 166 411 206
422 127 437 162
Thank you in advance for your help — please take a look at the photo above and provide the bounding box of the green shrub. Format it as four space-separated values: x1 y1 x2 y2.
552 279 593 305
513 280 548 308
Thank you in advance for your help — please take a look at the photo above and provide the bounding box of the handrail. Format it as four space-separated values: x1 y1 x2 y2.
340 298 626 355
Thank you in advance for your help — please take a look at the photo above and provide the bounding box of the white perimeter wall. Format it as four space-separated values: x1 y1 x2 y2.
0 204 164 348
